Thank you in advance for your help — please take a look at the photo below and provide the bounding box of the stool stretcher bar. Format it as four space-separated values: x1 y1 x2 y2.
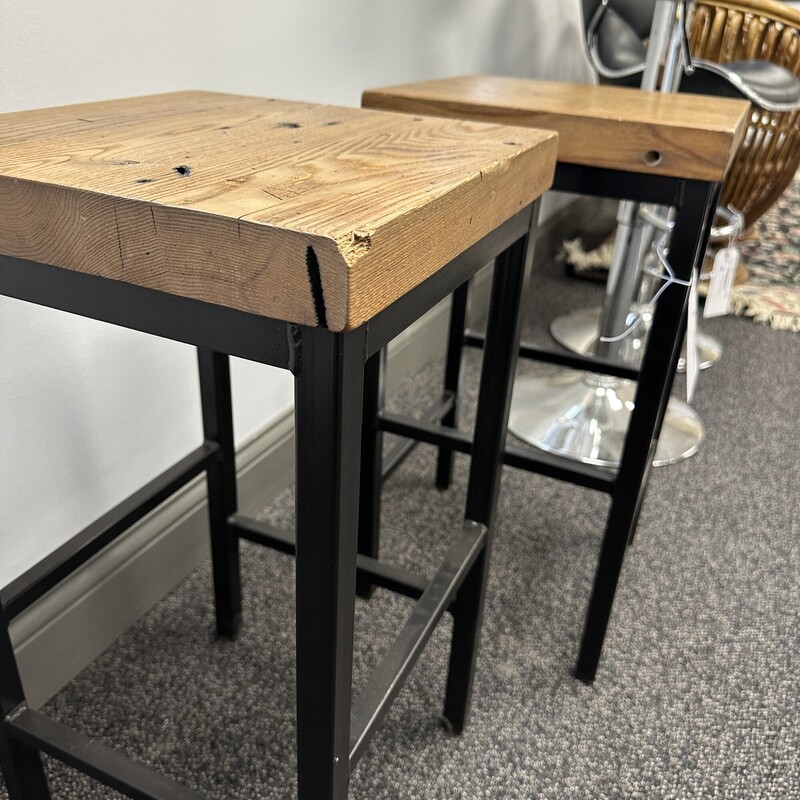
349 520 487 768
228 514 430 601
0 443 220 620
379 410 473 458
228 508 487 754
463 331 642 382
381 392 456 481
503 442 616 493
4 706 205 800
378 411 616 493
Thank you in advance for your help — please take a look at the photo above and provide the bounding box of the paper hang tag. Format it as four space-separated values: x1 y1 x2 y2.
686 271 699 404
703 246 740 318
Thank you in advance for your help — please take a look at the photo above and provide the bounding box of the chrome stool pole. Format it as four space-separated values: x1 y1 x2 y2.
509 0 705 468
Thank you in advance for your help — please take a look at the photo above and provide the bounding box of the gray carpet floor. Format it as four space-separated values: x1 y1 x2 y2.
2 252 798 798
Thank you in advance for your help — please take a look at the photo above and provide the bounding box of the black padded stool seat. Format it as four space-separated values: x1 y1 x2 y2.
585 0 800 112
685 59 800 111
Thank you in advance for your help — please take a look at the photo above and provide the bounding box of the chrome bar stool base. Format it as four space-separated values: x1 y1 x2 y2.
549 305 722 372
508 368 704 468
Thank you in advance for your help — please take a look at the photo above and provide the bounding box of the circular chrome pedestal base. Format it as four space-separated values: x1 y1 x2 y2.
549 306 722 372
508 369 704 468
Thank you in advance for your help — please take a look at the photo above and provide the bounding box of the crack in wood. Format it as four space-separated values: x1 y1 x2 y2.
305 246 327 328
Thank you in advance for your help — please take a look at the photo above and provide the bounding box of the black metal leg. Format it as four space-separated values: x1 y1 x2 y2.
435 281 470 490
0 610 51 799
197 349 241 640
627 183 721 551
294 326 365 800
625 299 688 549
575 180 719 683
443 209 537 733
625 451 654 548
356 350 383 599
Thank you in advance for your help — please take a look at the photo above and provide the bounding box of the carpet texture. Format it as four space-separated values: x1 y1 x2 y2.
2 254 798 799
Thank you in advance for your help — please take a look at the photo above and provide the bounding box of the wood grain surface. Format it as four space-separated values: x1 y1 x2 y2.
362 76 749 182
0 91 558 331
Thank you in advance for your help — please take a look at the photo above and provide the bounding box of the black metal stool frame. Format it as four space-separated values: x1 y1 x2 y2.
359 164 720 683
0 201 538 800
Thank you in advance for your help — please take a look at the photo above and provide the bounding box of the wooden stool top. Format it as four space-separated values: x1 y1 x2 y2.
0 91 557 331
363 76 750 183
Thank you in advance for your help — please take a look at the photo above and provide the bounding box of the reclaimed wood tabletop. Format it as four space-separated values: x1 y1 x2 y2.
0 91 558 331
363 76 749 183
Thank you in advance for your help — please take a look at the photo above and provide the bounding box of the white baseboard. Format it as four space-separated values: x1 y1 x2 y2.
10 196 591 708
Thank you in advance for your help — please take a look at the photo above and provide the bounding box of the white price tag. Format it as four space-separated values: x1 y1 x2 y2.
703 246 740 318
686 272 699 404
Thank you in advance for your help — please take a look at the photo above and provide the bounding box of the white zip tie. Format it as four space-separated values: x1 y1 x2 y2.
599 234 691 343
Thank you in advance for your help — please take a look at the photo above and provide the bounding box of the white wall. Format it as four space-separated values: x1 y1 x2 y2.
0 0 594 587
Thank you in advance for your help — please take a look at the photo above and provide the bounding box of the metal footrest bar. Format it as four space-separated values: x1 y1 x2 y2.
379 411 472 455
349 521 487 768
228 514 430 601
378 412 616 493
380 392 456 481
4 706 205 800
230 514 296 555
504 442 616 493
516 344 640 382
1 443 220 619
463 330 640 381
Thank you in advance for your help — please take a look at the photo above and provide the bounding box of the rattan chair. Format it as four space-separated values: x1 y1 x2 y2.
689 0 800 228
584 0 800 230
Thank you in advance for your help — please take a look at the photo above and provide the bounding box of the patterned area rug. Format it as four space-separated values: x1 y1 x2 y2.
736 175 800 332
561 174 800 332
